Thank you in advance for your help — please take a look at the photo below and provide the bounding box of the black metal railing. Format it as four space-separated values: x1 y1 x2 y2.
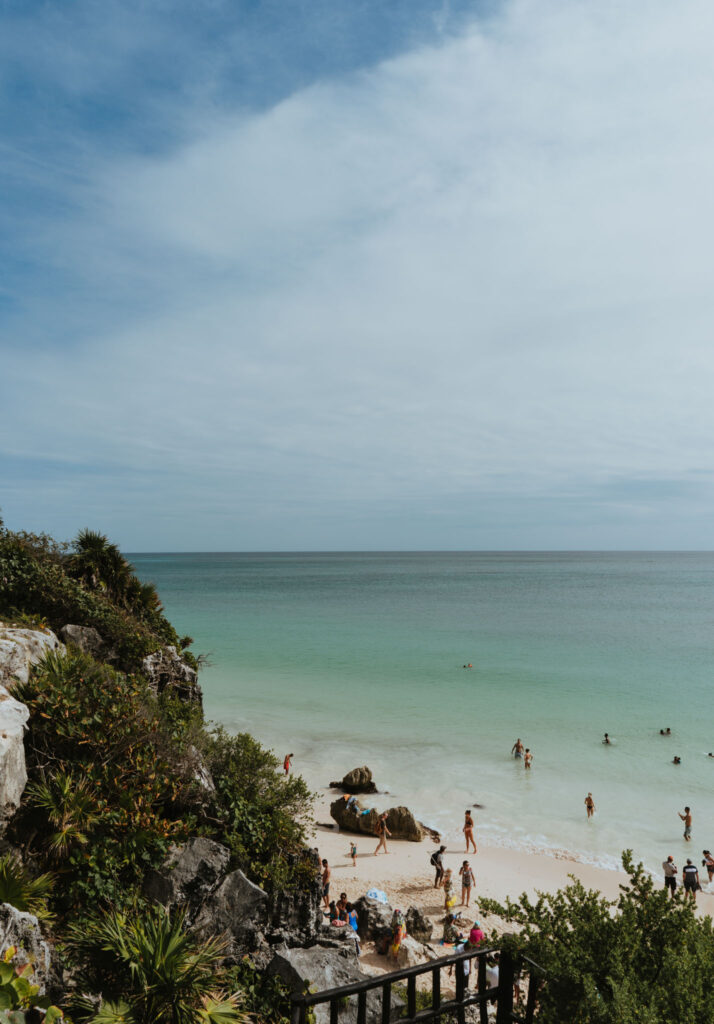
290 946 544 1024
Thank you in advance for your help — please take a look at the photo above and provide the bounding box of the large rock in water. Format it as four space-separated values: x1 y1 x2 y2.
0 626 63 687
141 646 202 706
0 904 51 994
267 946 403 1024
143 838 230 922
330 800 424 842
330 766 377 794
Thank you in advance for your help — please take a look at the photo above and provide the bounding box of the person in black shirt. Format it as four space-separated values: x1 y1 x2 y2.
682 859 699 900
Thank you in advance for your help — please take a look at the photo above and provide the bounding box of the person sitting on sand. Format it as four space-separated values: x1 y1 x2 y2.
584 793 595 819
459 860 475 907
511 738 524 759
441 913 463 945
468 921 485 947
463 810 477 853
336 892 348 921
374 812 391 856
346 902 360 954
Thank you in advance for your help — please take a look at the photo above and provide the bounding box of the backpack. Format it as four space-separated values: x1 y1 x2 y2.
430 851 439 867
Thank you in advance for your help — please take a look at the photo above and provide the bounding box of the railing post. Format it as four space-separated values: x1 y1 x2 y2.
496 950 515 1024
455 953 466 1024
290 998 304 1024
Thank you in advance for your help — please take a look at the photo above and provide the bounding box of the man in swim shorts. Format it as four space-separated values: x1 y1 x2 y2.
683 859 699 900
679 806 692 841
511 739 524 758
584 793 595 819
663 855 677 897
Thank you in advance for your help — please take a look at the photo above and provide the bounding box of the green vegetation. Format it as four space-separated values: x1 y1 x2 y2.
0 519 189 671
66 904 249 1024
0 946 62 1022
480 851 714 1024
0 519 315 1022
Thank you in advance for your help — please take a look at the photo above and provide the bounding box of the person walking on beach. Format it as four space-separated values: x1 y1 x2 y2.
463 810 477 853
524 748 533 770
459 860 475 907
283 753 293 775
663 855 678 897
683 859 700 900
703 850 714 883
679 806 692 841
431 845 446 887
321 859 331 908
511 738 524 759
350 841 357 867
584 793 595 819
374 812 391 855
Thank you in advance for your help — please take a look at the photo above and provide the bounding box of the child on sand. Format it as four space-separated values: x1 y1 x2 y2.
350 841 357 867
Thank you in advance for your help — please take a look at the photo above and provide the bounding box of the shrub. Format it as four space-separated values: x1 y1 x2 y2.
0 855 54 922
479 850 714 1023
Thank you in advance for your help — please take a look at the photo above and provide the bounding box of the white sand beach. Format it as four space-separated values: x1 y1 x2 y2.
310 789 714 970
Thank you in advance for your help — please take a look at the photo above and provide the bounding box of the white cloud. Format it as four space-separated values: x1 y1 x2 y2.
4 0 714 548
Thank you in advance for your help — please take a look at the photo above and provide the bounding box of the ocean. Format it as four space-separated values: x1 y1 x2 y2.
131 551 714 876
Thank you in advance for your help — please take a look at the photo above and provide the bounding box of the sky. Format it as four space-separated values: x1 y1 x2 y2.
2 0 714 551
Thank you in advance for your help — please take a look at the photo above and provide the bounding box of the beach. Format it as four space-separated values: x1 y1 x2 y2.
309 788 714 967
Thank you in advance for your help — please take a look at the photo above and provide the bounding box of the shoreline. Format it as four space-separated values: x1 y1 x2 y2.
309 787 714 950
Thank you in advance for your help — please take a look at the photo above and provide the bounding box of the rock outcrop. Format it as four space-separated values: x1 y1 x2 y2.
59 624 115 662
0 626 62 687
193 869 269 954
141 646 202 706
405 906 433 943
330 800 424 842
143 838 230 922
267 946 403 1024
352 896 393 943
0 904 51 994
0 686 30 817
392 934 438 969
329 766 377 794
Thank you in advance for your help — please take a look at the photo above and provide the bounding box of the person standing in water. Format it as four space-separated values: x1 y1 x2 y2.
679 806 692 841
584 793 595 819
511 739 524 759
374 812 391 855
283 753 293 775
603 734 611 745
463 810 477 853
524 749 533 770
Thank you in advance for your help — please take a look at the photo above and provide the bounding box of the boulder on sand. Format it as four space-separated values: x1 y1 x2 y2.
352 895 393 942
329 766 377 794
330 799 424 842
405 906 433 943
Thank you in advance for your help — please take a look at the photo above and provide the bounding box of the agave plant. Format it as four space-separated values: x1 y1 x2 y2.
67 905 250 1024
0 855 54 922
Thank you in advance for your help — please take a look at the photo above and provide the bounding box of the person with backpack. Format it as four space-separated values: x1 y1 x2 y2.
374 812 391 855
430 845 446 887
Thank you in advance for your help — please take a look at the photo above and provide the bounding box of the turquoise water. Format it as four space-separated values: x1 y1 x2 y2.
131 552 714 875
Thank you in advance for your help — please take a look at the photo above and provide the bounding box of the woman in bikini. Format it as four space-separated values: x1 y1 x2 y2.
463 809 477 853
459 860 475 907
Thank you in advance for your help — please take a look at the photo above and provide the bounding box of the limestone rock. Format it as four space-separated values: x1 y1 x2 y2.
144 838 230 921
330 766 377 794
59 624 113 661
141 646 202 706
0 686 29 816
266 848 322 946
353 896 393 942
405 906 433 943
267 946 403 1024
193 869 269 954
393 935 438 969
0 904 51 994
0 626 62 688
330 800 424 842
